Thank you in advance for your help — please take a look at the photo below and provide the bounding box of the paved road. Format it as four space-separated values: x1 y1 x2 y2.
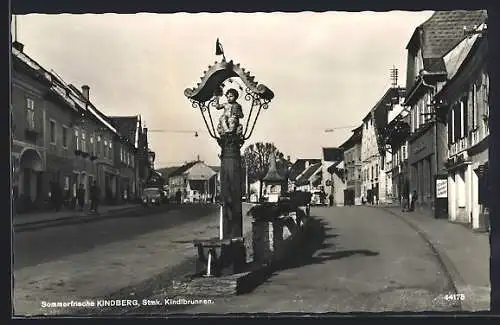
13 203 255 316
158 206 461 313
13 204 218 269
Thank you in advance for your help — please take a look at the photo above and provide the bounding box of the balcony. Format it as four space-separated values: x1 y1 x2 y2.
449 137 468 157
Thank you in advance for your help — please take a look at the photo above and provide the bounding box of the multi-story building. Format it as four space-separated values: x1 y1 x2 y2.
384 111 411 203
360 87 401 204
382 87 407 203
339 125 363 205
434 22 489 230
167 161 218 202
11 42 52 211
321 147 343 199
403 10 487 214
326 160 346 206
109 116 141 202
11 42 152 211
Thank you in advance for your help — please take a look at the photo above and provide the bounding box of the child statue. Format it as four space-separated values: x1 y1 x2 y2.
213 87 244 136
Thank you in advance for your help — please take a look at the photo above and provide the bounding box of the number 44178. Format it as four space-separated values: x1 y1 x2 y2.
444 293 465 301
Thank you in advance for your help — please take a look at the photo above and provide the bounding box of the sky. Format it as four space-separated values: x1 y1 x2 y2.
13 11 434 168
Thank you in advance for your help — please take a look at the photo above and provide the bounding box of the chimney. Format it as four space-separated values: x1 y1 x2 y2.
12 41 24 52
287 155 291 162
81 85 90 101
305 161 310 169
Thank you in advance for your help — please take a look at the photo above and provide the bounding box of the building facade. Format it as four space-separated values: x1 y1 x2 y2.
11 42 152 212
384 111 411 203
435 23 489 230
403 10 487 214
340 125 363 205
167 161 218 203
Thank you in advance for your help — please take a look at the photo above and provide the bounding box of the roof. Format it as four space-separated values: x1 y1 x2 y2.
168 161 200 177
407 10 487 72
339 125 363 150
295 163 322 186
109 116 139 147
322 148 343 162
209 166 221 173
12 46 119 135
435 29 487 104
288 159 322 181
327 161 345 179
156 166 181 179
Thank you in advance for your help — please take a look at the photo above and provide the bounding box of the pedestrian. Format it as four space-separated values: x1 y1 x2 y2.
409 190 418 212
401 191 409 212
329 194 334 207
176 189 182 204
77 183 86 212
49 181 56 211
90 181 101 214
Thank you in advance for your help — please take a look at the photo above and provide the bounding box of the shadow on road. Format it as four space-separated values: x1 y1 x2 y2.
274 216 380 272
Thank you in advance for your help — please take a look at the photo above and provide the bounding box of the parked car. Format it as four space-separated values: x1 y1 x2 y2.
141 187 162 206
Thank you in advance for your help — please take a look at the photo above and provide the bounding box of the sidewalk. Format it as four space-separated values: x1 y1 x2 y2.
379 206 491 311
13 203 255 316
13 204 142 227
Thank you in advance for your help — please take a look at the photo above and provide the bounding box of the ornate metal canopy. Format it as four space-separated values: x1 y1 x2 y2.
184 59 274 141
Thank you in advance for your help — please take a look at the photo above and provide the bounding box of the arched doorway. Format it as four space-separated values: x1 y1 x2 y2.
19 148 44 205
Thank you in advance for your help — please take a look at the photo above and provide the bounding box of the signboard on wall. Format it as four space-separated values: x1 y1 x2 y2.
436 179 448 198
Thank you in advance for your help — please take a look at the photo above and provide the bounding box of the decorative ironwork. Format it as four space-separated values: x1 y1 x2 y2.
184 58 274 142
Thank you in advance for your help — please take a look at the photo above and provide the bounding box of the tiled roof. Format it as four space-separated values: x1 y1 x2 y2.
169 161 200 177
12 46 119 135
421 10 487 59
295 163 322 186
109 116 139 147
322 147 343 162
288 159 321 181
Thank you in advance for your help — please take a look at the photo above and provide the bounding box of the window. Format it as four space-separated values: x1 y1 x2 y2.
120 146 124 162
450 108 455 143
460 99 465 138
109 141 113 159
75 129 80 150
90 136 94 155
402 145 407 160
81 132 87 153
375 164 378 178
97 135 102 155
62 126 68 148
50 120 56 144
104 140 108 158
26 97 35 129
471 83 477 130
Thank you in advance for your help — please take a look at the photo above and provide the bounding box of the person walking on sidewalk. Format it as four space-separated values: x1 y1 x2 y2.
409 189 418 212
90 181 101 214
77 184 86 212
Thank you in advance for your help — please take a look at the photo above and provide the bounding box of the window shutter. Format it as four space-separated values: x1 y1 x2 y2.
464 95 469 135
448 106 453 144
454 103 460 141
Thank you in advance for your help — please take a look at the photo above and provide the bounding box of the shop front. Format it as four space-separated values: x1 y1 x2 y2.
408 124 439 212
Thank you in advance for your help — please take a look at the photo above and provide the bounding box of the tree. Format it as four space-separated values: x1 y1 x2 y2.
242 142 290 199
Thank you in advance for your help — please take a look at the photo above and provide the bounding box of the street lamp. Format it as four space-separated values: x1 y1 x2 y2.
184 39 274 273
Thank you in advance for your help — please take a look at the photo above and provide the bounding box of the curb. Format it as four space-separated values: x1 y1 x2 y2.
378 206 468 311
14 205 169 232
